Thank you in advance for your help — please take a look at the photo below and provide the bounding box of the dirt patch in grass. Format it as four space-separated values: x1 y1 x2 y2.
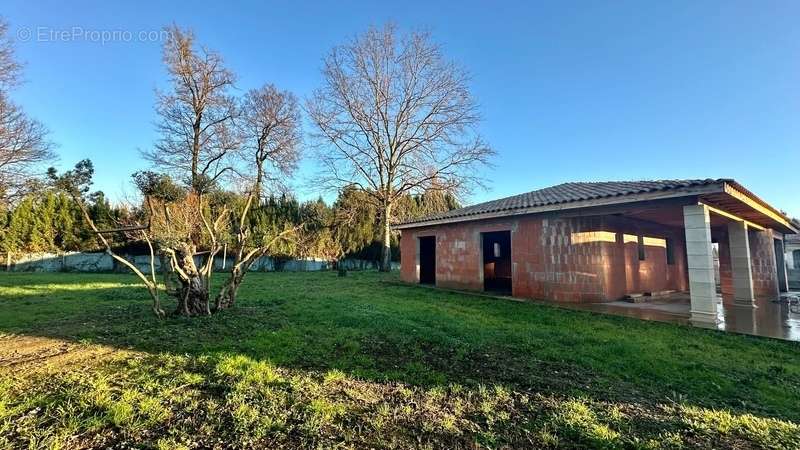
0 335 120 374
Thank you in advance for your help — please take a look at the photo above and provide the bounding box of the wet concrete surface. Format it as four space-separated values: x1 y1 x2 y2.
561 292 800 342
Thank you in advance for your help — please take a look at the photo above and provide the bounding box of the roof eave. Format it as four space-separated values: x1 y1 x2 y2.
720 180 798 234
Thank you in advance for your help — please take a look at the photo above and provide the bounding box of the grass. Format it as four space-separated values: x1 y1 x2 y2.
0 271 798 449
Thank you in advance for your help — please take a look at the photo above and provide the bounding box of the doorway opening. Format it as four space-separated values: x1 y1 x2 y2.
482 230 511 294
775 238 788 293
418 236 436 285
712 241 721 293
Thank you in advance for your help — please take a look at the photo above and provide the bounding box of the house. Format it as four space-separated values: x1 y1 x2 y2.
396 179 798 324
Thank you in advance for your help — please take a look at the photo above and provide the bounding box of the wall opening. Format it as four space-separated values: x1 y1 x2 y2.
666 238 675 265
712 241 721 292
774 238 788 293
418 236 436 285
482 230 511 294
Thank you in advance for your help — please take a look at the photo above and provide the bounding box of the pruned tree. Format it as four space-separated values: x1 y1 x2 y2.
0 17 54 206
132 25 239 316
142 25 238 189
133 171 230 316
307 23 493 271
214 85 302 309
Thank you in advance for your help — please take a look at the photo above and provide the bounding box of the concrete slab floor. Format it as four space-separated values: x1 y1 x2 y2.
401 283 800 342
563 292 800 342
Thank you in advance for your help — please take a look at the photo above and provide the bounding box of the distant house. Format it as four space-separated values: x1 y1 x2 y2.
396 179 798 324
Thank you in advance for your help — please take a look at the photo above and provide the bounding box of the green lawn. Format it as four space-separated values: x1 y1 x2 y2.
0 271 798 449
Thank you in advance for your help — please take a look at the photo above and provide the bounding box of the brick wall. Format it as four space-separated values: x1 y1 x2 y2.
514 216 609 302
713 227 780 302
749 229 779 299
400 213 688 303
716 229 733 302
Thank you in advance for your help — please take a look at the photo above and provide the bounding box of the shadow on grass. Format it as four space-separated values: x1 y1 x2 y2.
1 271 799 424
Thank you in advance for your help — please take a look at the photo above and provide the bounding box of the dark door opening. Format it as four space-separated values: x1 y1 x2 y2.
775 238 788 293
418 236 436 285
482 230 511 294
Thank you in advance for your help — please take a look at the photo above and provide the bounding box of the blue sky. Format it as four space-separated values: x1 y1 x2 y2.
4 1 800 217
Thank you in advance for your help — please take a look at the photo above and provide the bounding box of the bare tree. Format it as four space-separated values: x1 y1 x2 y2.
0 17 54 206
237 85 301 197
214 85 302 309
142 25 238 189
0 19 21 90
307 24 493 271
0 97 53 204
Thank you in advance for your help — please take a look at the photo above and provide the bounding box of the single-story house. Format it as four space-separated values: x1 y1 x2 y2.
396 179 798 324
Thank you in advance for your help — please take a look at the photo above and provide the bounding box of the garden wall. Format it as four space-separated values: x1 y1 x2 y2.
2 252 398 273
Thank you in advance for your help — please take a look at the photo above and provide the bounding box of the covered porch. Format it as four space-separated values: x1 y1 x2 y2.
607 181 797 328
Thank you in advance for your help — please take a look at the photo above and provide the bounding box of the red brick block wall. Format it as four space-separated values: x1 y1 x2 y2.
714 228 733 303
399 231 417 283
400 213 689 303
749 230 779 300
712 227 779 303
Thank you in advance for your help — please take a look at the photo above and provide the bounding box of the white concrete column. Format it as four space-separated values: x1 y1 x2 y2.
683 205 720 324
727 221 756 307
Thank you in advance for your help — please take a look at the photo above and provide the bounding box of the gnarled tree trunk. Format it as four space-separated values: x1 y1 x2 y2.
215 267 244 311
169 244 212 316
177 274 210 316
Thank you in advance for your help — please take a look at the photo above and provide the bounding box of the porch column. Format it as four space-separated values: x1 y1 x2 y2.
683 204 719 324
727 221 756 307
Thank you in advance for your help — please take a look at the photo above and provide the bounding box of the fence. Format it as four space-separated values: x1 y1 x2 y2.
2 252 398 273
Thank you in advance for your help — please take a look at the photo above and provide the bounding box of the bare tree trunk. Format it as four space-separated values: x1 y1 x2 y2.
178 275 210 316
380 202 392 272
171 245 211 316
215 266 244 310
214 226 302 310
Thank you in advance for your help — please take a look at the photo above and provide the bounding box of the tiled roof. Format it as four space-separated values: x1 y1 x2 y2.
399 179 730 226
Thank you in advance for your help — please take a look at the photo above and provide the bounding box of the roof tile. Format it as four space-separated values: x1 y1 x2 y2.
400 179 727 226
